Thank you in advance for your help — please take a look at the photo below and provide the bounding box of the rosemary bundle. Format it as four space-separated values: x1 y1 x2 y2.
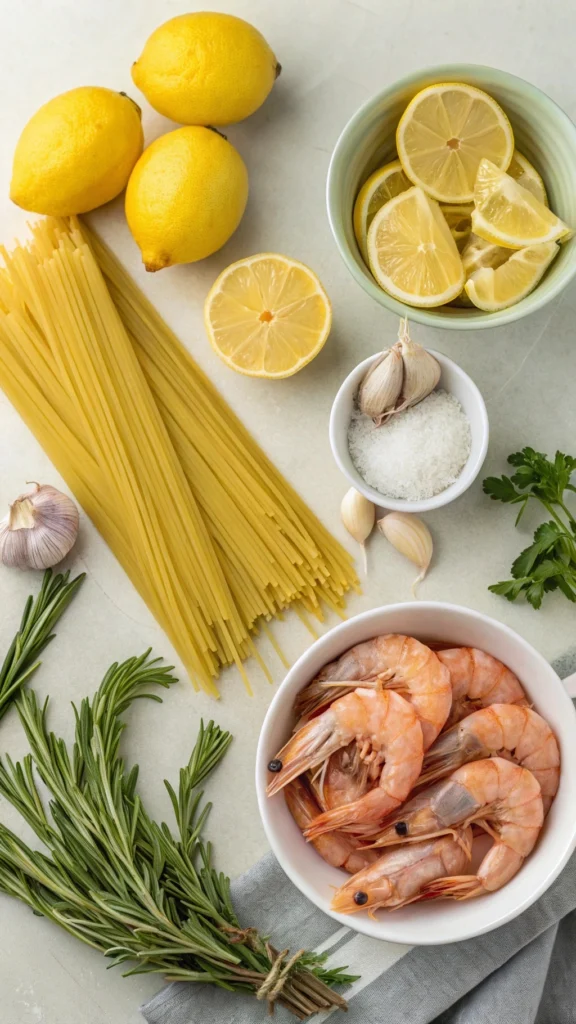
0 652 355 1018
0 568 85 720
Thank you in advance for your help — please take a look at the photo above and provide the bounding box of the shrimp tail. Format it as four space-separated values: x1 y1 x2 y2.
420 875 483 901
418 728 467 787
304 787 405 841
294 677 385 720
293 683 353 719
304 805 373 841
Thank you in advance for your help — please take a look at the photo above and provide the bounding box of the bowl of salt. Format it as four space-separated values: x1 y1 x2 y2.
329 342 489 513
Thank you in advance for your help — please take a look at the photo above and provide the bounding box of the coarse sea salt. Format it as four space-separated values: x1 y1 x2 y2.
348 389 472 501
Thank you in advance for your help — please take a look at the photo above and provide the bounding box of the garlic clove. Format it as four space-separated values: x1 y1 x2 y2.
377 511 433 595
0 483 79 571
341 487 375 576
358 344 404 424
392 318 441 418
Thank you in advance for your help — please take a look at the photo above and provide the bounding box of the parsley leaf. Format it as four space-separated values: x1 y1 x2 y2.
510 521 563 579
483 475 524 503
484 448 576 610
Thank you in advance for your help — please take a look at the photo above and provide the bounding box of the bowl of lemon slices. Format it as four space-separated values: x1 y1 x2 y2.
327 65 576 328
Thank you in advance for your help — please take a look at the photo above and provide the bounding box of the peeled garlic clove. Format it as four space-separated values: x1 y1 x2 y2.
358 344 404 424
377 511 432 595
0 483 79 571
394 318 441 416
341 487 375 575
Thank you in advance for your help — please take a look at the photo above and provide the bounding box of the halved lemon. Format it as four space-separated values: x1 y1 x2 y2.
441 203 474 250
472 158 571 248
507 150 548 206
353 160 411 261
465 242 559 310
367 185 465 307
204 253 332 378
396 82 514 203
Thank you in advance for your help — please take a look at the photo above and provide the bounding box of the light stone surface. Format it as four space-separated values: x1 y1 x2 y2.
0 0 575 1020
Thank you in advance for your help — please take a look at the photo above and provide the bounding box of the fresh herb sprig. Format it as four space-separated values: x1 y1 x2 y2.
0 654 356 1018
483 447 576 609
0 568 85 720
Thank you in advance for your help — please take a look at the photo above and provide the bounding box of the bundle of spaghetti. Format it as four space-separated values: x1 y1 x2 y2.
74 221 358 616
0 217 358 696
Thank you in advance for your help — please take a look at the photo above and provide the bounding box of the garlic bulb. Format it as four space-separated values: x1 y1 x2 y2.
341 488 375 575
358 345 403 424
377 511 433 595
357 319 440 426
0 483 79 570
394 317 441 416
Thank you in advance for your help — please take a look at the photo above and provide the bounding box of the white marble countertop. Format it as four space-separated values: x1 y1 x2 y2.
1 1 576 1021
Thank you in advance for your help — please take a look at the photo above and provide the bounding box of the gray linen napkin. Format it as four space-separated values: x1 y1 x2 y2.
142 655 576 1024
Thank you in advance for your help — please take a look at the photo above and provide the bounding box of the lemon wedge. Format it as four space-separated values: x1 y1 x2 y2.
441 203 474 250
507 150 548 206
353 160 411 261
396 82 514 203
465 242 559 310
472 159 571 248
204 253 332 378
461 233 510 276
367 185 465 306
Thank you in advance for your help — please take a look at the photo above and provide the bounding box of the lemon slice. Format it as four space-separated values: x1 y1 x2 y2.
507 150 548 206
367 185 465 307
461 233 510 276
472 158 571 248
465 242 559 310
441 203 474 250
396 82 514 203
353 160 411 261
204 253 332 378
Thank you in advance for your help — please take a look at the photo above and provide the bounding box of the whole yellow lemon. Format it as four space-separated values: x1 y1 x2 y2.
131 12 280 126
125 126 249 272
10 87 143 216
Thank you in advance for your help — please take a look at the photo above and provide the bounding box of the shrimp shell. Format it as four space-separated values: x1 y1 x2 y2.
284 777 378 875
294 634 452 749
371 757 544 898
437 648 528 728
330 829 472 916
267 688 424 836
419 704 560 813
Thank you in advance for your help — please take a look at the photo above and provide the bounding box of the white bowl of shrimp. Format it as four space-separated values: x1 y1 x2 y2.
256 604 576 945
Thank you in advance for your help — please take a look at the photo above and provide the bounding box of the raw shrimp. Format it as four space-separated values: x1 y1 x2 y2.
371 757 543 898
437 648 528 728
294 634 452 749
330 830 472 916
419 704 560 813
285 777 379 874
266 688 424 836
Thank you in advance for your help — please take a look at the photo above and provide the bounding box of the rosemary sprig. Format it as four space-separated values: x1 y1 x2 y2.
0 655 356 1018
0 568 85 720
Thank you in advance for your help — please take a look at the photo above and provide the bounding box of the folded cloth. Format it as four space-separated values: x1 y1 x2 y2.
141 657 576 1024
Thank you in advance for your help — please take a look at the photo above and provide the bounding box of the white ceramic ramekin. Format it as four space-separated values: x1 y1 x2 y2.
329 349 489 512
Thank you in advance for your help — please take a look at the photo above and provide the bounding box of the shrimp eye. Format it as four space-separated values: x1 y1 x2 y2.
353 891 369 905
267 759 283 773
395 821 408 836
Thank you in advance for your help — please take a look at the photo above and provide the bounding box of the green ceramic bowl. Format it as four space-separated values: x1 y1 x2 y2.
327 64 576 329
